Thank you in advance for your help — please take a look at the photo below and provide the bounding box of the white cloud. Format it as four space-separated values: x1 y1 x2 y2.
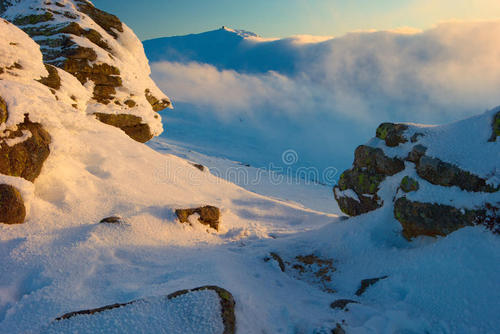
150 20 500 174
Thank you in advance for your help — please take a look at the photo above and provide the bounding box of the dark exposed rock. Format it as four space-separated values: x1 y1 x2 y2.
0 115 51 182
416 155 497 193
334 145 404 216
123 99 136 108
0 184 26 224
266 252 285 272
330 299 359 310
12 11 54 26
191 163 205 171
75 0 123 39
0 96 7 124
355 276 388 296
37 64 61 90
175 205 221 231
410 132 424 143
489 110 500 142
99 216 124 224
353 145 405 176
406 144 427 163
94 113 153 143
394 197 483 239
55 285 236 334
145 88 171 112
376 122 408 147
400 176 419 193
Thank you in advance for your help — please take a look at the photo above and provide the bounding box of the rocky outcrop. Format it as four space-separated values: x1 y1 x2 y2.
53 285 236 334
94 113 153 143
1 0 171 143
334 145 404 215
0 183 26 224
394 198 481 239
175 206 221 230
335 110 499 239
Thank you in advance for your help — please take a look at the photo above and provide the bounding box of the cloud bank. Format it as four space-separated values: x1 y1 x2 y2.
150 21 500 178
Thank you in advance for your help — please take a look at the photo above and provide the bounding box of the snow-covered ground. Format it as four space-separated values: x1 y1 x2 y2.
0 7 499 334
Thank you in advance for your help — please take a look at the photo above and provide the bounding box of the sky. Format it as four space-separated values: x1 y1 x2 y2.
92 0 500 40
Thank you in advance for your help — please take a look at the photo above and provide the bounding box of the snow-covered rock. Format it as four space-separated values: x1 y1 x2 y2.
335 109 500 238
1 0 171 142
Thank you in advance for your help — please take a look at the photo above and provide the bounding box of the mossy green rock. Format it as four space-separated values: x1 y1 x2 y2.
0 184 26 224
400 176 419 193
334 145 405 216
376 122 408 147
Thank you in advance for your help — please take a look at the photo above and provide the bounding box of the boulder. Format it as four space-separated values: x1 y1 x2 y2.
376 122 408 147
94 113 153 143
0 184 26 224
394 197 482 239
0 115 51 182
175 205 221 231
416 155 497 193
400 176 419 193
334 145 404 216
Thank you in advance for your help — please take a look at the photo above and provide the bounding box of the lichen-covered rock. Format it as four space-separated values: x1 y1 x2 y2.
0 115 51 182
489 110 500 142
400 176 419 193
1 0 172 143
416 155 497 193
94 113 153 143
0 183 26 224
334 145 404 216
394 197 482 239
376 122 408 147
175 205 221 231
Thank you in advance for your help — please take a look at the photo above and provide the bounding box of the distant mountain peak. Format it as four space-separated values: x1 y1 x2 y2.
220 26 259 39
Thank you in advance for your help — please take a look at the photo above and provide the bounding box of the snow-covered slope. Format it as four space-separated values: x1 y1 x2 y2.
0 11 499 334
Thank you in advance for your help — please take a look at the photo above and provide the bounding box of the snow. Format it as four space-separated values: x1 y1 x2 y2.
0 12 499 334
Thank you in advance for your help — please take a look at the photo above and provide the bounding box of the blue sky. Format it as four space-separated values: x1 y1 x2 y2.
92 0 500 40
